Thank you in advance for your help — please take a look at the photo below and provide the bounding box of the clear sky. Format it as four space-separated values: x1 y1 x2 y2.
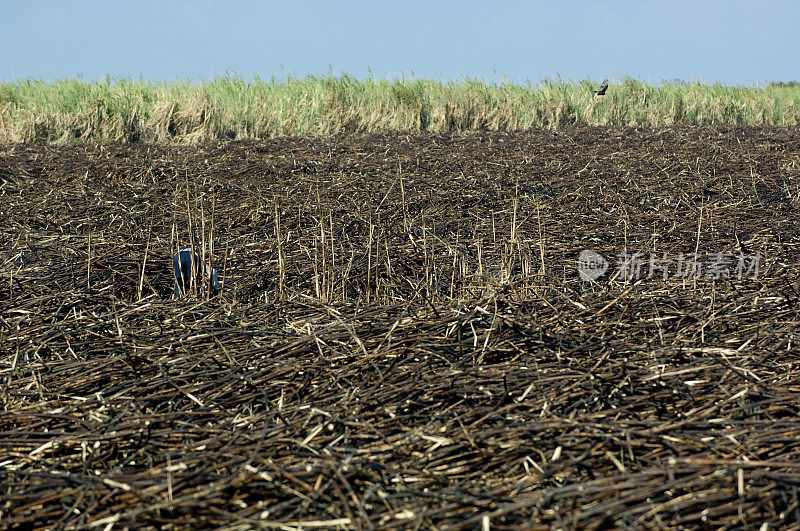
3 0 797 85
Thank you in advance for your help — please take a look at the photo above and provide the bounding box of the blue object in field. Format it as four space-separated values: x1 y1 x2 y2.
173 248 220 299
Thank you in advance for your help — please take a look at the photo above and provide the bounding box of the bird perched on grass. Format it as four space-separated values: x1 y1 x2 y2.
173 248 219 299
596 79 609 96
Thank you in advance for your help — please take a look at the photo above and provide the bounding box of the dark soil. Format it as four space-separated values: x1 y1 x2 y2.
2 126 800 528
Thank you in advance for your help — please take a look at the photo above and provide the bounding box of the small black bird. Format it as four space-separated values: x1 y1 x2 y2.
596 79 609 96
173 248 219 299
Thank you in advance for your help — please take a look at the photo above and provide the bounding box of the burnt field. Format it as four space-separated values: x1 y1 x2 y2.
2 127 800 529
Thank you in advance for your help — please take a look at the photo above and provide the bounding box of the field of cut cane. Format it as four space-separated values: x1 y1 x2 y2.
2 126 800 529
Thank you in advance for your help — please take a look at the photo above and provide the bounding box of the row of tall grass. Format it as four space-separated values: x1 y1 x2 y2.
1 75 799 144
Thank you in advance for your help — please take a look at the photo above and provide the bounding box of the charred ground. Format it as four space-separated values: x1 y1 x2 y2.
2 127 800 528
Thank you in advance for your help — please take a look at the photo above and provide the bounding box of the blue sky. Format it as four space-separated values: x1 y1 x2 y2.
3 0 797 85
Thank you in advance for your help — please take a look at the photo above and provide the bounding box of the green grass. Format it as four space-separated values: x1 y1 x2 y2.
1 75 799 143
